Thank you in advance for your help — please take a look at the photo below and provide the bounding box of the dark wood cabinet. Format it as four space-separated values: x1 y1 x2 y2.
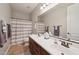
29 37 50 55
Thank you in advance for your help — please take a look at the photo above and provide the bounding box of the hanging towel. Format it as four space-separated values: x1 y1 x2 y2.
0 20 7 47
7 24 11 38
54 26 60 36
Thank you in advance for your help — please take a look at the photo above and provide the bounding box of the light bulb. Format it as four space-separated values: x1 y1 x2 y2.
40 6 43 9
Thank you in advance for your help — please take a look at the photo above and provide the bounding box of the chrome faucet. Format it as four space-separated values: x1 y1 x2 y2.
61 40 72 48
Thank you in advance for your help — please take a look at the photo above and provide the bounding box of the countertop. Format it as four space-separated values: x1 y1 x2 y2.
29 34 79 55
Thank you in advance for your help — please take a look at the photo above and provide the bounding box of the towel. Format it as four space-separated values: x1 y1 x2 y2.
7 24 11 38
54 26 60 36
0 20 7 47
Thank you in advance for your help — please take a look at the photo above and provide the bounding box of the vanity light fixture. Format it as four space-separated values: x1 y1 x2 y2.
40 3 50 10
40 4 46 10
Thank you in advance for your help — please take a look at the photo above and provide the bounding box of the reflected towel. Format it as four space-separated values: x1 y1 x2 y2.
54 26 60 36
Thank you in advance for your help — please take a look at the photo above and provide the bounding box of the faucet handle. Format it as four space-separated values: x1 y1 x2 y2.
67 42 72 45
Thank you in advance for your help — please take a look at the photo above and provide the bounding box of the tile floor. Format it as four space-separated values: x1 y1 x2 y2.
7 44 31 55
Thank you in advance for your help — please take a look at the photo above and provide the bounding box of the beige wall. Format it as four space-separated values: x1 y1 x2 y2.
31 4 41 33
31 4 41 22
0 4 11 24
0 3 11 54
12 11 30 20
40 5 68 37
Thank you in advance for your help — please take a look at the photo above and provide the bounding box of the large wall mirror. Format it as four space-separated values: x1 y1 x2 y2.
67 4 79 42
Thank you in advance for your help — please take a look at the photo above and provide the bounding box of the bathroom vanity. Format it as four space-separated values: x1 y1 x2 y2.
29 37 50 55
29 34 79 55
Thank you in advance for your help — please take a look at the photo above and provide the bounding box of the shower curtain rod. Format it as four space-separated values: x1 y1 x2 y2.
11 17 29 20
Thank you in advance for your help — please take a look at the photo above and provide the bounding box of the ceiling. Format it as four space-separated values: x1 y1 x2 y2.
10 3 38 14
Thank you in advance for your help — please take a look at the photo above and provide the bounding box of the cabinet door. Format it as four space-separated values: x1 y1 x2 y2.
29 37 35 54
40 46 49 55
29 37 40 55
32 39 40 55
